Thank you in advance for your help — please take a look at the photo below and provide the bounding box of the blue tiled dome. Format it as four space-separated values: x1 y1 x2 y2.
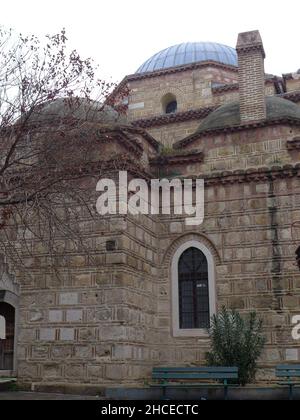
136 42 237 73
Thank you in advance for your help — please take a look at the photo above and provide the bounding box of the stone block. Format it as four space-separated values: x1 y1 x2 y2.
52 345 72 359
170 222 183 234
282 296 299 309
43 364 61 379
29 310 44 322
60 328 75 341
65 364 84 379
286 349 299 361
69 255 86 267
73 274 92 287
78 328 96 342
105 364 129 380
106 253 127 264
228 297 246 310
18 362 39 379
99 325 128 341
66 310 83 322
96 273 112 286
251 296 274 309
31 346 49 360
59 293 78 306
95 345 112 359
49 310 63 323
87 365 104 380
86 308 112 322
113 345 132 360
40 328 56 342
74 345 93 359
81 291 103 305
236 248 251 260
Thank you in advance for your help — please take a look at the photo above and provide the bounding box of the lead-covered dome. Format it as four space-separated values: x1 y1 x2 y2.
23 98 127 125
136 42 237 73
197 96 300 133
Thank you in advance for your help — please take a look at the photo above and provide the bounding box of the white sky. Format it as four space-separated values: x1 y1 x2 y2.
1 0 299 83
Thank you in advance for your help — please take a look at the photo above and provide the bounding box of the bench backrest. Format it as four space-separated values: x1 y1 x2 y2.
152 367 238 381
276 365 300 378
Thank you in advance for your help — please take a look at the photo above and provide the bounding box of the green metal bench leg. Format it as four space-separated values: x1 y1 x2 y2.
289 384 293 401
224 379 228 400
162 385 168 400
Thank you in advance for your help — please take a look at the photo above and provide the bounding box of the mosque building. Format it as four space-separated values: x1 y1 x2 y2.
1 30 300 393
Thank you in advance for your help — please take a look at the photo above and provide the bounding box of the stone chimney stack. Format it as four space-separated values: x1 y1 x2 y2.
236 30 266 123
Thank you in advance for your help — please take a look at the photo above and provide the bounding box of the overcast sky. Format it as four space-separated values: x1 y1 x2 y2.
1 0 299 83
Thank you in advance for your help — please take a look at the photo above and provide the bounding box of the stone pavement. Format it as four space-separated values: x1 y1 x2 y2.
0 391 100 400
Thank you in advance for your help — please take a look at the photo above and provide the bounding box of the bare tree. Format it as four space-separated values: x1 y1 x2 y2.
0 26 130 275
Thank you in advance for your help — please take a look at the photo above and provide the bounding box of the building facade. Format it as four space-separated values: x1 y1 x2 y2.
1 30 300 392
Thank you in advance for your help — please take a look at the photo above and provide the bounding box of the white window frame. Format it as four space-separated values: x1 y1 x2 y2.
0 315 5 339
171 240 216 338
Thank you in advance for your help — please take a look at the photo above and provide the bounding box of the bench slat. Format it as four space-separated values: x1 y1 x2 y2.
151 383 236 388
276 372 300 377
153 367 238 373
276 365 300 370
152 373 238 380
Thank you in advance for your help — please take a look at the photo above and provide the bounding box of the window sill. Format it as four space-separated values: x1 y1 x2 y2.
172 328 210 338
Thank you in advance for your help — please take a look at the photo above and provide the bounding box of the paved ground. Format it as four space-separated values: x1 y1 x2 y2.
0 391 100 400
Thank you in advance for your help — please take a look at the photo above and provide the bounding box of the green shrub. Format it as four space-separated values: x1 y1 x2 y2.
206 307 266 386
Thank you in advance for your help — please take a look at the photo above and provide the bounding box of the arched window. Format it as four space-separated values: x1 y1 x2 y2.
178 247 210 329
161 93 177 114
171 241 216 337
165 100 177 114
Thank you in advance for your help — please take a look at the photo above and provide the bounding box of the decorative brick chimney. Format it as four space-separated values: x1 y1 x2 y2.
236 30 266 123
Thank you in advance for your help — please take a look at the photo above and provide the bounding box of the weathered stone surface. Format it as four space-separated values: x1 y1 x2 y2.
95 345 112 359
39 329 56 342
78 328 96 342
18 362 39 379
286 349 299 361
113 345 132 360
43 364 61 379
99 326 127 341
60 328 75 341
49 310 63 323
32 346 49 360
87 365 104 380
59 293 78 306
74 346 93 359
51 345 72 360
86 308 112 322
66 310 83 322
65 364 85 380
105 364 129 380
29 310 44 322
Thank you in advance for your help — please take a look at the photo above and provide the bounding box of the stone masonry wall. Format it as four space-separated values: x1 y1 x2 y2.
127 66 238 122
16 209 160 388
154 173 300 382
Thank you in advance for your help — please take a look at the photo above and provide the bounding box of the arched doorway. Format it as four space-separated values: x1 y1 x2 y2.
0 302 15 371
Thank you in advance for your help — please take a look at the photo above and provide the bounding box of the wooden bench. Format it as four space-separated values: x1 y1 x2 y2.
151 367 239 400
276 365 300 400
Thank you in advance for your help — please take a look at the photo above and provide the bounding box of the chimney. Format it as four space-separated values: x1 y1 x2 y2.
236 30 266 123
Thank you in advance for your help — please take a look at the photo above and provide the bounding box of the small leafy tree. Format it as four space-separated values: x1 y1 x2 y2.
206 307 266 386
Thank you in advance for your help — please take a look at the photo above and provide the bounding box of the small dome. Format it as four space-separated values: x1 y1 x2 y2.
25 98 127 125
136 42 237 73
197 96 300 133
